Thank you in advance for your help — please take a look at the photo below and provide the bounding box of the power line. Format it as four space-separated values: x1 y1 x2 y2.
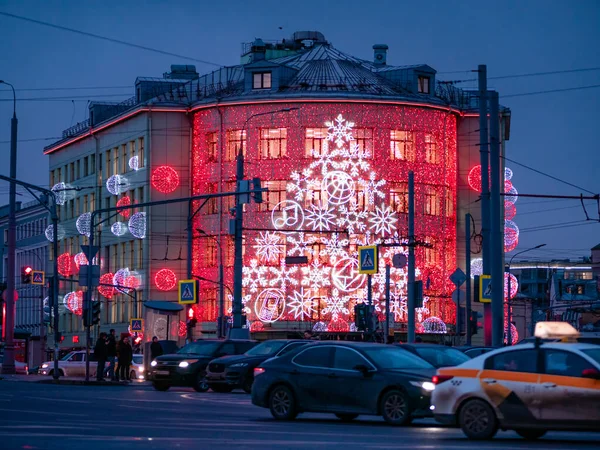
503 84 600 98
12 86 131 92
0 11 222 68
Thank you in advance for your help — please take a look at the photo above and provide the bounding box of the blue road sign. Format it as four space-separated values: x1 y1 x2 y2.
479 274 492 303
32 271 45 285
178 279 197 304
358 245 378 274
130 318 144 332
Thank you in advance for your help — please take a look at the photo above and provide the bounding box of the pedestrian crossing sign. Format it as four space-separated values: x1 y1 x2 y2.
178 279 198 304
130 318 144 332
358 245 378 274
32 270 45 285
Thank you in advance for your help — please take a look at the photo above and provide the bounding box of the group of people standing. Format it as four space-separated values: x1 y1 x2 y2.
93 329 133 382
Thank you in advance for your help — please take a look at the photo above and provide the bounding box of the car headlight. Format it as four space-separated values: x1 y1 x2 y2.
150 360 157 367
179 359 199 368
41 363 48 369
410 380 436 392
229 362 248 368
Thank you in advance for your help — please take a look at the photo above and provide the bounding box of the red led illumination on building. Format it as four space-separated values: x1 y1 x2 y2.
154 268 177 291
191 103 458 327
116 196 132 219
151 166 180 193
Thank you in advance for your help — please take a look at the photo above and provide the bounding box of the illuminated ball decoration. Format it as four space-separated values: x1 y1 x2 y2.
312 322 327 332
505 238 518 253
505 186 518 204
51 182 74 205
504 323 519 345
470 258 483 279
45 224 65 242
178 320 187 337
505 202 516 220
113 268 131 294
116 196 132 219
128 212 147 239
151 166 180 193
76 212 92 237
328 316 350 332
421 317 447 334
505 220 519 245
504 167 513 181
128 156 140 171
106 174 129 195
73 252 89 269
125 274 141 291
504 180 513 193
98 272 115 299
154 268 177 291
57 252 75 277
467 165 482 192
64 291 83 316
111 221 128 237
250 321 264 332
504 273 518 299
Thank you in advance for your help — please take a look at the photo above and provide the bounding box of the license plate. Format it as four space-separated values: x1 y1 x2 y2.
156 370 169 375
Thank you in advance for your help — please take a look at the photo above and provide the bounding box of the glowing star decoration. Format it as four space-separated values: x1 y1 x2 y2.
470 258 483 279
305 204 336 231
73 252 88 269
151 166 180 194
106 174 129 196
253 288 286 323
111 221 128 237
269 261 299 291
76 212 92 237
301 259 331 289
113 268 131 294
337 201 368 234
253 231 282 263
369 203 398 236
322 288 350 316
504 273 519 299
242 259 268 293
422 317 447 334
287 233 317 257
44 224 65 242
64 291 83 316
287 287 316 320
319 233 349 263
154 268 177 291
57 252 75 277
116 196 132 219
128 212 147 239
51 182 74 205
98 272 115 299
128 156 139 171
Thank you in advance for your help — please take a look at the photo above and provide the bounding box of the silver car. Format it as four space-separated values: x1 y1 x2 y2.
39 351 89 377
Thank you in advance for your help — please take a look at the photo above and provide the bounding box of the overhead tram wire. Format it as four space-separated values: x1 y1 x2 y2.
0 11 222 68
438 67 600 84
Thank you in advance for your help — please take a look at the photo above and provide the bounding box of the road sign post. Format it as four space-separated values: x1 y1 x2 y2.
358 246 378 338
479 275 492 303
130 318 144 332
178 280 198 304
31 271 44 286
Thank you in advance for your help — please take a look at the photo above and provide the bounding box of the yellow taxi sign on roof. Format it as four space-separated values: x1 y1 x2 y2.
534 321 580 340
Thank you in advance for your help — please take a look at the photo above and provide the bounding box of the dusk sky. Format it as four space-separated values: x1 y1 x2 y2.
1 0 598 262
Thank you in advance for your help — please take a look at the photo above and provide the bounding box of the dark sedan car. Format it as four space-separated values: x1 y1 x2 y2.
251 342 436 425
150 339 256 392
395 344 470 368
206 339 307 393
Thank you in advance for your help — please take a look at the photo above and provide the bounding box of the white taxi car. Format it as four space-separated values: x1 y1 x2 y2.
431 322 600 440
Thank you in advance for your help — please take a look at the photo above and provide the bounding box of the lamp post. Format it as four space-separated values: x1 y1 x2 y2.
197 229 226 338
506 243 546 345
0 80 18 374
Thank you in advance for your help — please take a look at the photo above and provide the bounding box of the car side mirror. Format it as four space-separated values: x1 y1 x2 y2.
582 368 600 380
354 364 373 377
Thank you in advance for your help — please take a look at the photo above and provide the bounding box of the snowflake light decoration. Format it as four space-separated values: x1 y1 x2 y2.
287 233 317 257
326 114 355 148
155 268 177 291
288 168 314 201
287 288 316 320
253 231 282 263
106 174 129 196
111 221 128 237
337 201 368 234
269 260 299 291
301 259 332 289
116 196 132 219
45 224 65 242
369 203 398 236
128 156 139 171
305 204 336 231
242 259 268 293
76 212 92 237
129 212 147 239
151 165 180 194
320 233 349 263
98 272 115 299
322 288 349 316
361 172 386 205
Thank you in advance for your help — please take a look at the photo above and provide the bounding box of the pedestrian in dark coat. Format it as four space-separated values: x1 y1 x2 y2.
117 336 133 381
106 329 117 380
150 336 163 361
94 332 108 381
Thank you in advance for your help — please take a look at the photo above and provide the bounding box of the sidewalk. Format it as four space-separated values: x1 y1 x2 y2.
0 374 146 386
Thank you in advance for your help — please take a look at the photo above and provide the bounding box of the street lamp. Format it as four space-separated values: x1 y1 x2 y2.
0 80 18 375
506 243 546 345
197 229 226 337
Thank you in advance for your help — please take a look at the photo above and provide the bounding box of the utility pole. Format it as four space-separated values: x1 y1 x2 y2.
407 171 416 343
477 65 492 346
465 213 472 345
1 80 18 374
489 91 504 347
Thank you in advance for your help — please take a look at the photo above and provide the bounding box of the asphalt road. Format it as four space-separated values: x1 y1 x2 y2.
0 380 598 450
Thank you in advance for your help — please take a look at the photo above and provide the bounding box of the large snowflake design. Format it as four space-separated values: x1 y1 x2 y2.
287 288 316 320
361 172 386 205
306 204 337 231
301 259 332 289
369 203 398 236
320 233 349 263
337 201 368 234
253 231 282 262
242 259 268 293
339 142 371 177
287 232 317 257
326 114 355 148
323 288 350 316
288 168 314 201
269 260 299 291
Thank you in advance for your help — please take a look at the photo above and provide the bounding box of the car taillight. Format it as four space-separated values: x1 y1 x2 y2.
254 367 265 377
432 374 454 385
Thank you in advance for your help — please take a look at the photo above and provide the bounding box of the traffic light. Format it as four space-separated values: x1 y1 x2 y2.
469 311 482 337
252 178 263 204
187 307 197 329
21 266 33 284
354 303 368 331
91 301 101 325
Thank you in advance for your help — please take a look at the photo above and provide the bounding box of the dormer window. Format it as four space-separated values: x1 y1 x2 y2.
253 72 272 90
418 76 430 94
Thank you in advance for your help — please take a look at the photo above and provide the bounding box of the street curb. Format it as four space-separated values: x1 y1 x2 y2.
36 379 132 386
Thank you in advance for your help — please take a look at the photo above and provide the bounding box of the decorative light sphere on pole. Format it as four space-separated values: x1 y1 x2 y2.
116 196 131 218
504 273 518 299
57 252 74 277
128 212 147 239
113 268 131 293
128 156 139 171
64 291 83 315
98 272 115 299
422 316 447 334
76 212 92 237
73 252 88 269
505 202 516 220
470 258 483 278
154 268 177 291
106 174 129 195
45 224 65 242
111 221 128 237
151 165 180 193
51 182 73 205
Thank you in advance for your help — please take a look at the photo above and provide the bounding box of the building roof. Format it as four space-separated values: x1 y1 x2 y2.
592 243 600 251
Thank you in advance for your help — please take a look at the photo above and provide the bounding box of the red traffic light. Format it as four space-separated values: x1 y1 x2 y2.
23 266 33 274
188 307 195 319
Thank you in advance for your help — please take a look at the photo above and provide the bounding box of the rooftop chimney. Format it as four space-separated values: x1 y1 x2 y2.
373 44 388 66
251 38 267 62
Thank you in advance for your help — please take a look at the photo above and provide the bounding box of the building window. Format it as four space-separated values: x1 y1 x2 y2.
260 128 287 159
389 182 408 213
226 130 246 161
69 162 75 182
90 154 96 175
76 160 81 180
258 180 287 212
354 128 374 157
138 137 145 168
423 185 440 216
121 144 127 173
206 132 218 162
390 130 415 161
418 76 430 94
205 239 217 267
445 190 453 217
253 72 272 90
83 156 89 177
112 147 119 176
424 133 439 164
424 237 439 266
105 151 112 178
305 128 328 158
206 183 218 214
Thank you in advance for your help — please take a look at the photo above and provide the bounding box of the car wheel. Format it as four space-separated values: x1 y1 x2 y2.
210 384 233 393
335 413 359 422
516 429 546 440
242 377 254 394
269 385 297 421
380 390 411 425
193 372 209 393
48 369 64 377
459 399 498 440
152 382 170 391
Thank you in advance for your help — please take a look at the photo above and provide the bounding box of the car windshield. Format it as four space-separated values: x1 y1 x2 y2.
582 349 600 365
132 355 143 364
363 346 434 370
60 352 75 361
413 347 471 368
245 341 287 356
177 342 221 356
